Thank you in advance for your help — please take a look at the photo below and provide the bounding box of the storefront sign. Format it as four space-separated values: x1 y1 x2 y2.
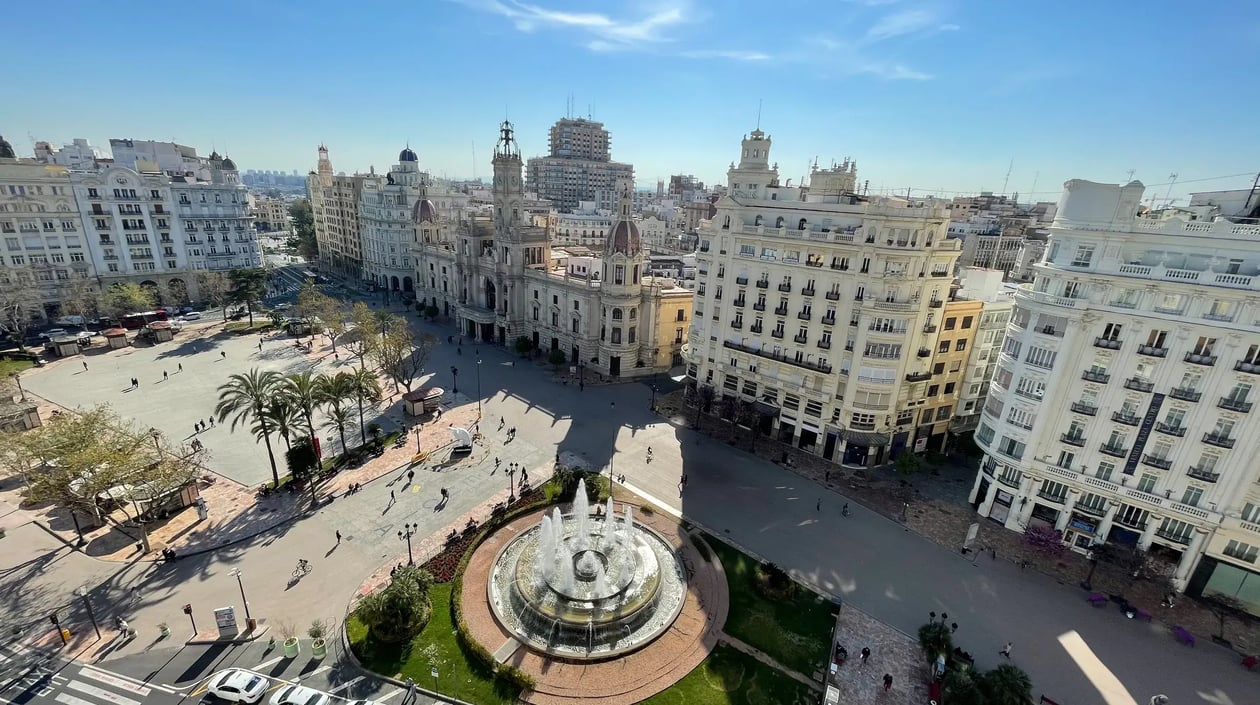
1124 393 1164 475
214 607 238 636
1069 518 1097 534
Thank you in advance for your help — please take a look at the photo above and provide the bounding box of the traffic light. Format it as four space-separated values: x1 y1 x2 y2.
49 613 59 627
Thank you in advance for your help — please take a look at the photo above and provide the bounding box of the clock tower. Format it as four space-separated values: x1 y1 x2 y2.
493 121 524 243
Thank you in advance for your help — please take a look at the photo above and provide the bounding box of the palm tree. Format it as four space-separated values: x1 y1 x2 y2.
347 367 383 445
323 403 356 456
317 372 357 454
281 371 325 443
216 369 284 486
979 664 1033 705
264 396 305 450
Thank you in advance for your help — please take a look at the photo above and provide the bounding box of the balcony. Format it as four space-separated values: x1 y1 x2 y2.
1136 345 1167 358
1155 422 1187 437
730 320 743 330
797 311 812 321
1060 433 1086 447
1184 352 1217 366
771 329 784 339
1094 337 1122 350
699 244 710 253
1099 443 1129 458
1081 370 1110 383
929 299 943 308
1155 529 1192 546
1219 397 1253 413
817 339 831 350
1169 387 1201 402
736 276 748 285
831 263 849 271
917 348 931 358
1076 503 1108 518
821 314 836 326
777 282 792 292
923 324 938 333
750 324 763 334
794 333 808 344
98 237 113 245
1142 454 1173 470
1187 466 1221 483
755 279 769 289
774 305 788 316
753 302 766 311
1123 377 1154 393
1202 432 1236 449
1112 411 1140 426
733 298 746 308
722 339 832 374
801 286 815 296
1070 401 1098 416
825 290 841 301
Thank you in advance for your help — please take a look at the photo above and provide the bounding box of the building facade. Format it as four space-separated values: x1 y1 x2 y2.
252 197 289 231
526 118 634 212
948 269 1015 436
413 122 691 377
307 146 365 283
360 148 425 296
970 179 1260 605
0 159 92 318
687 129 963 466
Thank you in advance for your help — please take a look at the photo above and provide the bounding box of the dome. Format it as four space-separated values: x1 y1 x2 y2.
221 156 237 170
412 198 438 223
607 221 641 255
399 147 418 162
209 151 222 161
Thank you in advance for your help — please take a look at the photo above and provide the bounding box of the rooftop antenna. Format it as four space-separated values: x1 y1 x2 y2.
1125 168 1136 182
756 99 762 130
1001 158 1014 195
471 140 476 182
1162 172 1179 208
1028 172 1039 204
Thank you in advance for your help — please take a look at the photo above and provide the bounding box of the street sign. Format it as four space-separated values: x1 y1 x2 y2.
214 607 239 636
430 667 438 679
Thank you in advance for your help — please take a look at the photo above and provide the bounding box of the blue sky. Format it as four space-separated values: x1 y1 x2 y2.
2 0 1257 204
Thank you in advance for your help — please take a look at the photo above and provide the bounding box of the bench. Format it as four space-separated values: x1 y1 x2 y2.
1086 592 1108 607
1172 626 1195 646
1134 608 1152 622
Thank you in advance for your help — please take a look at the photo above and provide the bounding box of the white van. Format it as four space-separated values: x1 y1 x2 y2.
54 315 85 326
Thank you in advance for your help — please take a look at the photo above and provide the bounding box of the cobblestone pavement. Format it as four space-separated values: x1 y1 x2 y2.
831 607 928 705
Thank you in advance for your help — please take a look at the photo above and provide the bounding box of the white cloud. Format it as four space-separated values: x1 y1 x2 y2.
681 49 771 62
459 0 685 46
855 62 931 80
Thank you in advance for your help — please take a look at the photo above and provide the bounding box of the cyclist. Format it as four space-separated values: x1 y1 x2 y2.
296 558 310 574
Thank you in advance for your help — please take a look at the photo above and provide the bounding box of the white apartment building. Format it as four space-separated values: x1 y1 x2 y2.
526 118 634 212
109 139 202 176
551 205 613 249
971 179 1260 604
171 155 259 274
0 159 93 318
949 268 1015 435
360 148 424 297
34 139 104 170
687 129 962 466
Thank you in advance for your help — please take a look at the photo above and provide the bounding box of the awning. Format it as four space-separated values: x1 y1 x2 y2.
840 429 890 447
754 400 779 416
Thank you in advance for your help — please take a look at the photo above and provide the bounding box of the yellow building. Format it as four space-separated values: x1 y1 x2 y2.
916 296 983 450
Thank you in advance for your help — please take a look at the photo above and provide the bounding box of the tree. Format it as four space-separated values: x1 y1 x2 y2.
284 437 321 509
195 271 231 317
227 268 268 326
373 321 435 394
1023 524 1065 559
547 348 567 367
346 367 383 445
0 268 44 349
317 372 357 453
895 450 923 476
514 336 533 356
355 565 433 643
917 621 953 663
342 302 380 369
694 385 715 427
0 136 15 159
98 282 156 322
718 395 739 421
58 277 101 322
280 371 325 444
978 663 1033 705
942 669 984 705
161 279 189 306
288 198 318 261
736 400 761 451
263 396 305 451
1202 593 1249 641
215 369 284 486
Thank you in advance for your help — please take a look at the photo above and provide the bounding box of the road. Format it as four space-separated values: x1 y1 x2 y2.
4 288 1250 705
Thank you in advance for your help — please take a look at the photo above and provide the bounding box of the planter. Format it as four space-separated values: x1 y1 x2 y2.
283 637 300 658
158 624 171 638
311 638 327 658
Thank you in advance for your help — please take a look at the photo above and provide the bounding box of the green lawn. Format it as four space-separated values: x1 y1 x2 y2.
708 538 836 677
346 582 519 705
639 643 818 705
223 321 274 333
0 358 35 376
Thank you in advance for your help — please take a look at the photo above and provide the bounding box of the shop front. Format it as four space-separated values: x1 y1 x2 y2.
1064 514 1100 552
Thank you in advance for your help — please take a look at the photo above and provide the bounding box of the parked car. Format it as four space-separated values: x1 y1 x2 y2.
39 328 68 340
53 315 85 326
180 312 203 321
180 305 195 314
206 669 269 704
273 303 292 311
269 685 330 705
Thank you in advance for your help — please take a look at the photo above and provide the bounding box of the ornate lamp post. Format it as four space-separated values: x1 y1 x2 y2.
398 522 419 565
450 366 458 394
74 586 101 640
476 359 483 418
229 568 252 621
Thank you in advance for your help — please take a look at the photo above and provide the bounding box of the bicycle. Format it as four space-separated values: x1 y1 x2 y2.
292 559 312 577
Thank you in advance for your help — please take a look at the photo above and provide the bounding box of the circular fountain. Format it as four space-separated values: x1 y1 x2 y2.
487 479 687 660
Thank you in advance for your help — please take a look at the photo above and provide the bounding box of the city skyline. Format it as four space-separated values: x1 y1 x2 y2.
2 0 1257 205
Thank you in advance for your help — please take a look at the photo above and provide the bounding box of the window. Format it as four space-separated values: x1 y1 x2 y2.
927 384 939 397
955 339 968 352
1096 462 1115 481
850 413 876 430
944 317 957 330
996 436 1025 460
1137 474 1157 493
1071 244 1095 267
1024 346 1055 369
1181 486 1204 507
976 422 995 445
938 340 950 353
1041 480 1068 500
674 328 683 343
943 382 956 395
933 362 945 374
1056 450 1076 469
1191 336 1217 357
1224 540 1259 564
936 405 951 421
1242 503 1260 523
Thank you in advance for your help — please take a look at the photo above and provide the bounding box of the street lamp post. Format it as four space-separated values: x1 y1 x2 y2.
609 401 616 486
149 428 162 456
229 568 252 621
578 360 586 391
650 384 658 411
450 366 458 394
508 463 516 503
414 426 423 452
9 371 25 401
398 522 419 565
74 586 101 640
476 359 483 418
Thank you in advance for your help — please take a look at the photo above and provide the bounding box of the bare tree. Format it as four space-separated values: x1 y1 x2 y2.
195 271 231 317
342 302 380 369
0 268 45 349
58 277 101 322
372 320 436 393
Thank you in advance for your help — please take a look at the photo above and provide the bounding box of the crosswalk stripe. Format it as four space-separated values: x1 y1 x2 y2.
252 656 284 670
375 690 403 701
296 666 330 681
65 679 142 705
55 694 96 705
328 677 363 694
77 668 152 696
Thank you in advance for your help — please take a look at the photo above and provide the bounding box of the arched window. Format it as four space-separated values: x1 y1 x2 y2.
775 216 784 228
612 308 623 320
798 218 807 231
722 216 730 229
629 308 637 320
754 215 763 226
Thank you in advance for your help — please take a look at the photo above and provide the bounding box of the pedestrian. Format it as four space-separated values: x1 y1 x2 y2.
163 370 168 381
860 647 870 664
816 498 821 512
824 469 830 482
208 417 215 428
882 673 893 691
258 341 263 352
521 468 528 484
407 469 415 484
842 503 849 516
499 417 505 430
221 351 226 359
178 363 183 372
194 423 199 435
82 361 88 371
494 457 501 469
1000 642 1012 658
335 530 341 544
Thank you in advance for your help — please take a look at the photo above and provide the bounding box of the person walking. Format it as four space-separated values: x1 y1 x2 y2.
860 647 871 664
882 673 893 692
163 370 168 381
389 489 395 504
178 363 183 372
82 361 88 371
335 530 341 544
999 642 1013 658
816 498 822 512
220 351 226 359
208 417 215 428
842 503 849 517
407 469 415 484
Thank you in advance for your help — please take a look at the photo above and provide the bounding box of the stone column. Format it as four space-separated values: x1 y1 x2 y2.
967 467 985 504
1055 490 1079 532
978 481 1000 517
1095 501 1119 543
1013 477 1038 529
1173 529 1209 585
1138 515 1162 551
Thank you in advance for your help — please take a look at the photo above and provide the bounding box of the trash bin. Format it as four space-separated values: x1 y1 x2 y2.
60 628 71 642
